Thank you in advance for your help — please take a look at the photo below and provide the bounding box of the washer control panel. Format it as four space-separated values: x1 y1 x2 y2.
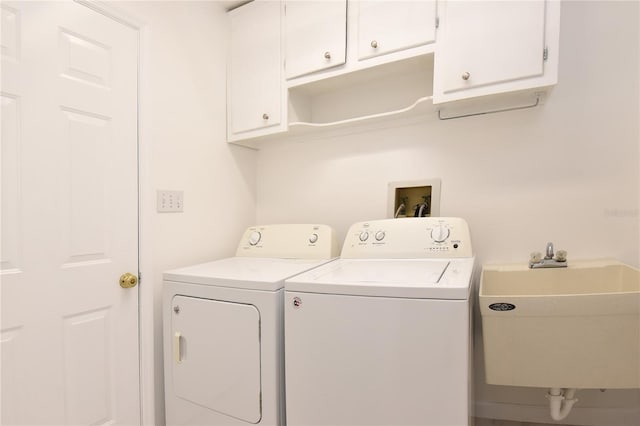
236 224 339 259
341 217 472 259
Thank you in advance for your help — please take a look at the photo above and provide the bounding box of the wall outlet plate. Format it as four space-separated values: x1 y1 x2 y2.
388 179 441 218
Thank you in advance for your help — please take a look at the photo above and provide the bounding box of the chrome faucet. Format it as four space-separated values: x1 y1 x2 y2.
545 242 554 259
530 242 567 269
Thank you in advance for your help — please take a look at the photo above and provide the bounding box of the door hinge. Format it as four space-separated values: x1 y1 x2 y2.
435 16 440 29
543 46 548 61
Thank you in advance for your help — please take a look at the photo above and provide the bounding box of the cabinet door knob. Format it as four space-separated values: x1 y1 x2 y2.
462 71 471 80
324 51 331 60
262 113 269 120
371 40 378 48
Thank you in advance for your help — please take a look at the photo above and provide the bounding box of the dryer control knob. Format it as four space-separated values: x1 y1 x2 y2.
248 231 262 246
359 231 369 242
431 225 450 243
375 231 386 241
309 233 318 244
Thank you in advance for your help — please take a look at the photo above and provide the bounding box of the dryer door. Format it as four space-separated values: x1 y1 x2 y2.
171 295 261 423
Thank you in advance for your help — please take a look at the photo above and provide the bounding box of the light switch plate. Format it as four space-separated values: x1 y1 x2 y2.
157 190 183 213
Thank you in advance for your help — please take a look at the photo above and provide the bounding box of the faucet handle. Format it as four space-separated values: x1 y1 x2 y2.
530 252 542 264
555 250 567 262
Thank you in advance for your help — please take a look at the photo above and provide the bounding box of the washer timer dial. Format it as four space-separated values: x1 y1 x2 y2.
248 231 262 246
430 225 450 243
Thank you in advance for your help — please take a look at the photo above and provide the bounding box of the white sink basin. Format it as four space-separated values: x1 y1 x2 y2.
480 259 640 389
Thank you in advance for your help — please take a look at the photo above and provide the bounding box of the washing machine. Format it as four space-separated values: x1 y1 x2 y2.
284 217 475 426
163 224 338 426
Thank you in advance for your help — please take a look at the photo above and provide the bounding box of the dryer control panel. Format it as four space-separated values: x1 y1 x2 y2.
341 217 472 259
236 224 339 259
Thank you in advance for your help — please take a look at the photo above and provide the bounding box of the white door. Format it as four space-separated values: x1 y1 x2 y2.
1 1 139 425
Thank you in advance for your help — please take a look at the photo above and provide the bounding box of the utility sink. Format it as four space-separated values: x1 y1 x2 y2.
480 259 640 389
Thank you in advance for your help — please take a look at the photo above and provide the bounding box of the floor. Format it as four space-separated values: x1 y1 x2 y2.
475 419 579 426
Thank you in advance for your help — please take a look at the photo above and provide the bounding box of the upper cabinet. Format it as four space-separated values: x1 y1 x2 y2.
284 0 347 79
433 0 560 104
357 0 437 61
227 0 285 141
226 0 561 147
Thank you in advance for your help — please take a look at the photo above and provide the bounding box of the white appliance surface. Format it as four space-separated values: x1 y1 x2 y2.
284 292 470 426
163 224 338 426
172 296 261 423
284 217 474 426
285 257 474 299
164 257 333 291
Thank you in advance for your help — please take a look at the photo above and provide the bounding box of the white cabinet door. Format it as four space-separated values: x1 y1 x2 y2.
228 0 282 138
357 0 437 61
285 0 347 79
434 0 555 103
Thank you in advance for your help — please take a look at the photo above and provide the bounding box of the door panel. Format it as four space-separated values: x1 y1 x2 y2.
0 1 139 424
63 308 112 425
0 93 21 272
172 296 262 423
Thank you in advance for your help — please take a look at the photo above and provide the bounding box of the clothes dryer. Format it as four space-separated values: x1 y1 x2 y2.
163 224 338 426
284 218 475 426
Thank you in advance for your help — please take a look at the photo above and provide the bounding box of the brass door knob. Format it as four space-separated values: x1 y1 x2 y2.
119 272 138 288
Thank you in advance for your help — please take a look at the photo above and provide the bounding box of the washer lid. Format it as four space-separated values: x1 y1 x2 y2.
163 257 335 291
285 258 474 299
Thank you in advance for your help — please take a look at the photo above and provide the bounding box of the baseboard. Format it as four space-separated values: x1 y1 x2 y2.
475 400 640 426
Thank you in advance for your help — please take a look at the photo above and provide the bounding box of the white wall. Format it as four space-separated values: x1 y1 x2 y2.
256 1 639 424
113 1 257 424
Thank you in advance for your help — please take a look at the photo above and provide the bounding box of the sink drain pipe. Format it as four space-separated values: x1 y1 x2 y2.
547 388 578 421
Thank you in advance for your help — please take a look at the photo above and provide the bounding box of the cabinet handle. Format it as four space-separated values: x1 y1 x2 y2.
324 51 331 60
371 40 378 49
462 71 471 81
262 113 269 120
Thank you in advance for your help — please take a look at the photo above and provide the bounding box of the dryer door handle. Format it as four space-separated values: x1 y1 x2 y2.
174 331 182 363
